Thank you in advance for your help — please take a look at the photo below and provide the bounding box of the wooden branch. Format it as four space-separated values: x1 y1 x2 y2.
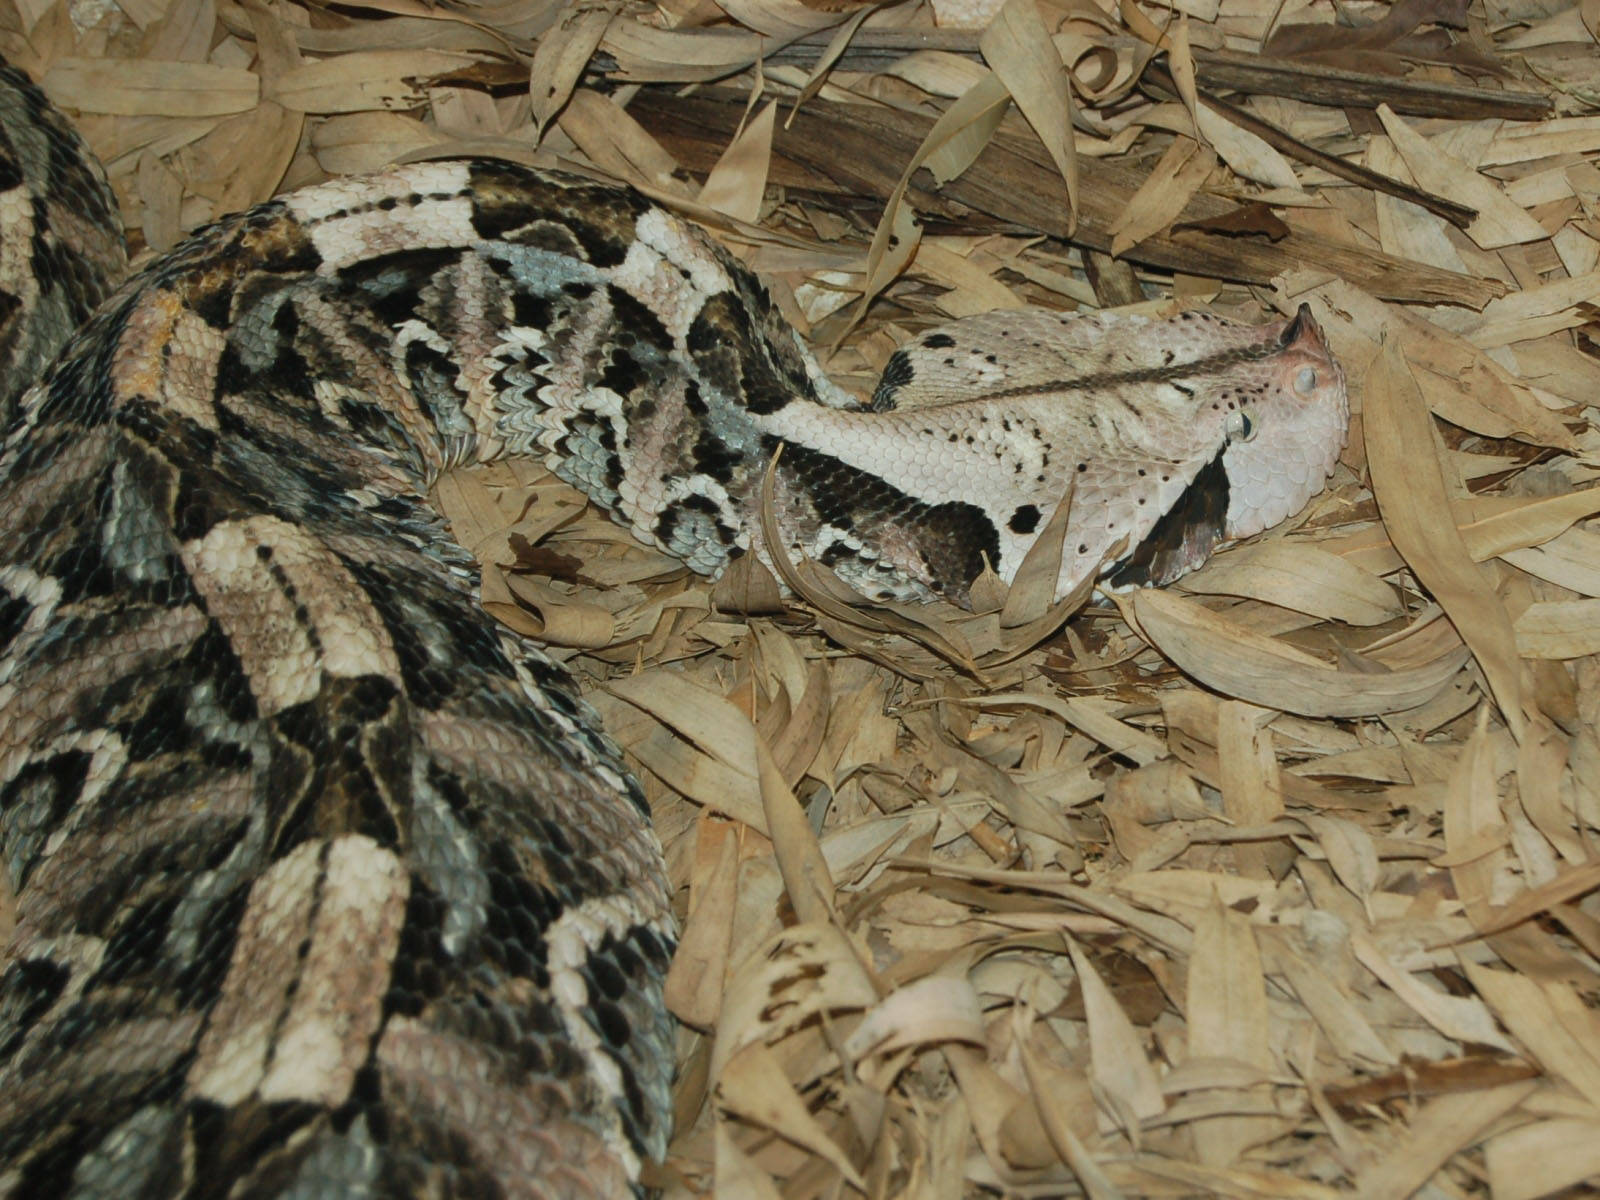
627 88 1505 308
672 30 1554 121
1140 60 1479 230
1189 45 1552 122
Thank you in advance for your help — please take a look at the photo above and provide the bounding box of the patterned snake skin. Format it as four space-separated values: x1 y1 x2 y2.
0 58 1347 1197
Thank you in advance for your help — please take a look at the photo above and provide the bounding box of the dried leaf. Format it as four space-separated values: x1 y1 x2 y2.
1172 202 1290 240
528 5 613 137
1131 589 1469 718
269 50 483 114
44 57 258 116
980 0 1078 229
1350 1080 1537 1200
1377 105 1549 248
1363 338 1524 738
717 1043 867 1190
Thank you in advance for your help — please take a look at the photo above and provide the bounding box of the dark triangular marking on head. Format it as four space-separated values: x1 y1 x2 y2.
1106 450 1230 589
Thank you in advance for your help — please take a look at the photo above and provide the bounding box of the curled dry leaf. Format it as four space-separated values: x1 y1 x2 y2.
717 1042 866 1190
527 6 614 137
980 0 1078 229
711 921 879 1082
840 974 986 1061
481 570 615 647
1180 542 1402 626
1131 589 1470 718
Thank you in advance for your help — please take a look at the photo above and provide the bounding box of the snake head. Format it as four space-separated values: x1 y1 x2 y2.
1218 304 1348 541
1103 303 1348 593
758 300 1350 606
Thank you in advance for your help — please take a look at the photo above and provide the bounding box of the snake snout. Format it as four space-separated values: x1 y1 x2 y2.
1219 304 1350 542
1271 304 1344 403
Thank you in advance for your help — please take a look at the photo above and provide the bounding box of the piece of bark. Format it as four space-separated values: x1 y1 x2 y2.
1187 45 1548 121
1083 250 1145 307
632 31 1552 122
628 88 1505 308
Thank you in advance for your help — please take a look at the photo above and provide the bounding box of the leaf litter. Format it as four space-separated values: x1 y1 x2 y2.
6 0 1600 1193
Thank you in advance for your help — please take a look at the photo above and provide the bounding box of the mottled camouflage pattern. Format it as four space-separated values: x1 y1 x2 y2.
0 160 674 1198
0 58 125 420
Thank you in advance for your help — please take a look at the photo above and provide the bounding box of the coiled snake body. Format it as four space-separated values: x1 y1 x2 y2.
0 60 1346 1196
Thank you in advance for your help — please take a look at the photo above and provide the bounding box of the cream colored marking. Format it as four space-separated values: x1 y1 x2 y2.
0 187 40 332
260 836 409 1103
476 322 554 461
544 892 664 1183
610 207 733 339
180 514 402 714
285 164 479 271
186 839 320 1105
188 835 408 1108
108 291 222 430
0 564 59 689
387 317 464 476
55 726 126 808
157 307 226 426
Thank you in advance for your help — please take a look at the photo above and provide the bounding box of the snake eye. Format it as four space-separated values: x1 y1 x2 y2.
1225 408 1257 442
1295 366 1317 395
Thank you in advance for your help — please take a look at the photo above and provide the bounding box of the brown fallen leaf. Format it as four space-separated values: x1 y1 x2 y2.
1173 202 1290 240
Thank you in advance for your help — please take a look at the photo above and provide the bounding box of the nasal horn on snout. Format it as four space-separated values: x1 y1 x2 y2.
1277 303 1316 350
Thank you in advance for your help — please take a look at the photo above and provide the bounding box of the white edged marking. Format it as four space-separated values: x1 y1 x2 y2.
285 163 480 272
188 835 409 1108
545 892 664 1184
180 515 402 714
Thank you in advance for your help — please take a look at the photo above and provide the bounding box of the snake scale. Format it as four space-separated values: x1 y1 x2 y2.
0 55 1347 1198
